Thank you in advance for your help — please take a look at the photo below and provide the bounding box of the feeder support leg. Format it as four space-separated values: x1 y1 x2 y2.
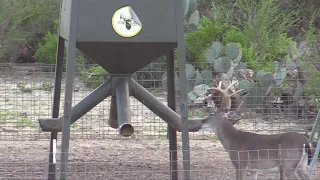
59 1 79 179
48 35 65 180
166 50 178 180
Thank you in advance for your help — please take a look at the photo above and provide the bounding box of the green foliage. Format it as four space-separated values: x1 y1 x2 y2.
79 65 109 89
233 0 297 70
0 0 60 61
34 31 58 63
185 17 227 66
222 26 251 48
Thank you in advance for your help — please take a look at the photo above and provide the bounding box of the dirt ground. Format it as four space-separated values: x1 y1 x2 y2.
0 139 318 180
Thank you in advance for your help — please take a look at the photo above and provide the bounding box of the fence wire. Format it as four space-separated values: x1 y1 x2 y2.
0 62 319 141
0 140 318 179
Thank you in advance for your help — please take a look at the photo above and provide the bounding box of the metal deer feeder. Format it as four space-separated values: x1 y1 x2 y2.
38 0 202 179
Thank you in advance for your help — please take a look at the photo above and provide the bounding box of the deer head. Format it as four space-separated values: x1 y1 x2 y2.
201 81 243 132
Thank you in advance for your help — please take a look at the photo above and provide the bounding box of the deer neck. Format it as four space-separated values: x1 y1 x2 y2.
216 119 240 150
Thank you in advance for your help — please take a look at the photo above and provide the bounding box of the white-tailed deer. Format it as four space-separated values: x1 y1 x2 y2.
201 81 313 180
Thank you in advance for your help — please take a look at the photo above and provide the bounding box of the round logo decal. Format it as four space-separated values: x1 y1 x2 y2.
112 6 143 38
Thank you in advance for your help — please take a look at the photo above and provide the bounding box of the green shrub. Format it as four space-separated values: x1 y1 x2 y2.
34 31 59 64
185 17 227 66
233 0 297 71
79 64 108 89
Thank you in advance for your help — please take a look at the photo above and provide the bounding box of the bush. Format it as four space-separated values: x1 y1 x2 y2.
185 17 227 66
79 64 108 89
34 31 59 64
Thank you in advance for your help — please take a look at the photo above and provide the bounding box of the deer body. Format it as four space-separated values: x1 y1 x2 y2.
201 81 313 180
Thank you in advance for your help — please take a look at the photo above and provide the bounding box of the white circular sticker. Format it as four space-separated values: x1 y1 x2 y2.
112 6 143 38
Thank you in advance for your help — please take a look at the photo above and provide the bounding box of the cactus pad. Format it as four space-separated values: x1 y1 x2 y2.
183 0 190 17
275 67 287 86
193 84 210 97
187 91 197 102
200 70 213 84
261 72 274 88
188 0 198 16
205 41 223 64
213 57 232 73
255 70 266 80
186 64 196 79
226 43 240 60
195 70 204 85
188 10 200 25
237 80 253 92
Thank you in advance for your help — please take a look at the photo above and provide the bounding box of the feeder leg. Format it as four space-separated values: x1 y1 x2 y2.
175 0 192 178
59 1 79 179
108 96 118 129
166 50 178 180
48 35 65 180
115 78 134 137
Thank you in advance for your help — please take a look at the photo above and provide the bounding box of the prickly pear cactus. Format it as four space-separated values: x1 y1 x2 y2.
188 0 198 16
187 91 197 103
205 41 242 78
193 84 210 97
195 70 204 85
275 67 287 86
213 57 232 73
183 0 190 17
226 43 240 60
187 10 200 32
186 64 196 79
205 41 223 64
255 70 266 80
200 70 213 84
187 84 210 103
236 80 253 92
261 72 274 88
242 72 275 107
227 45 242 78
184 0 197 18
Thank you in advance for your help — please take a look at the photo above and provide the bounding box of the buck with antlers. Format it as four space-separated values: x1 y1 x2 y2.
200 81 313 180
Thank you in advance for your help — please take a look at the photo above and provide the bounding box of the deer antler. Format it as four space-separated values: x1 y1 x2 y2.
207 81 243 111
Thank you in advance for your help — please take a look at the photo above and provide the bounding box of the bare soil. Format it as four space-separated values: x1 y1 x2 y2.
0 139 319 180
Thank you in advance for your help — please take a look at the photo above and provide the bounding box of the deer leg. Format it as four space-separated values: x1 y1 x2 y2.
249 171 258 180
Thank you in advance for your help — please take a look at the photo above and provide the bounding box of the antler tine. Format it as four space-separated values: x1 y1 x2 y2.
227 81 244 97
225 80 238 91
207 80 244 98
229 89 244 97
207 81 226 95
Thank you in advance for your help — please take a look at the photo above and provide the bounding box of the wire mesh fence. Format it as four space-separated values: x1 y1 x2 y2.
0 62 319 141
0 139 318 179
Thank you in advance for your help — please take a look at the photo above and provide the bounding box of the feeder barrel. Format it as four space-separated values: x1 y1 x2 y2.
130 79 202 132
116 79 134 137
